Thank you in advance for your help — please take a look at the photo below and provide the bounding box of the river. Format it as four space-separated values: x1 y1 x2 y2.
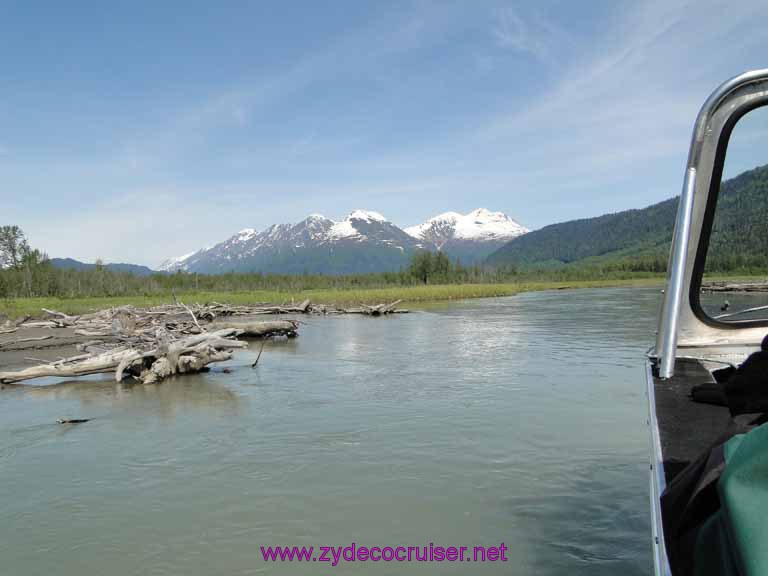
0 286 662 575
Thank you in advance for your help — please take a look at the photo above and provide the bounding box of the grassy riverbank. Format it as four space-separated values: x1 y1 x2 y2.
0 278 666 319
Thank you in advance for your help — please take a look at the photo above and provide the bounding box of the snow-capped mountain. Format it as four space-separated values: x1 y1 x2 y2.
159 207 528 275
405 208 529 263
159 210 425 275
159 251 198 271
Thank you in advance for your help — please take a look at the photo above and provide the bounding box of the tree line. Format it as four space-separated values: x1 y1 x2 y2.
3 223 764 301
0 227 526 299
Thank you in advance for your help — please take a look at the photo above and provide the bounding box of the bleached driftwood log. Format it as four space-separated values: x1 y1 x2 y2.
0 329 247 385
0 335 53 349
41 308 80 327
0 347 138 384
340 300 407 316
703 281 768 293
207 319 299 338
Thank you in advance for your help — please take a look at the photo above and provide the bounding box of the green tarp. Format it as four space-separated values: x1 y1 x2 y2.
695 423 768 576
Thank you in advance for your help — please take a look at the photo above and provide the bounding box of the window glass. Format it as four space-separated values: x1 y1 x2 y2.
699 106 768 322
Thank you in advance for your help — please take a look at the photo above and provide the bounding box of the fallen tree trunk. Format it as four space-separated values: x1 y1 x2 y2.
17 321 60 329
341 300 407 316
0 347 138 384
364 299 403 316
41 308 80 327
207 319 299 338
0 335 121 352
0 335 53 349
0 329 248 385
702 281 768 293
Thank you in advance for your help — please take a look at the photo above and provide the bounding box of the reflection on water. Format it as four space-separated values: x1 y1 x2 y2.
6 374 243 417
700 290 768 322
0 287 661 575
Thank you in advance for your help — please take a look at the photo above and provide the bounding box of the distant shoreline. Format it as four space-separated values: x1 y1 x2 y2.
0 278 669 320
1 274 764 320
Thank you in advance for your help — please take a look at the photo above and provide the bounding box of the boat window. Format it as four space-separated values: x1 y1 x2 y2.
698 105 768 323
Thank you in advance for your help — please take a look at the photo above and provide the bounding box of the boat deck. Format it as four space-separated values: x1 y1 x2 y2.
653 358 733 483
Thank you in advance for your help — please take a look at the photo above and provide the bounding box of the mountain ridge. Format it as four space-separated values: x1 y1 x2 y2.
160 208 526 275
50 258 156 276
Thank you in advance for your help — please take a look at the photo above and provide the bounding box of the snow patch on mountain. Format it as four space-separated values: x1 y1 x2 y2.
328 220 358 239
234 228 258 243
328 210 389 240
348 210 387 223
454 208 528 240
158 251 197 271
406 208 528 243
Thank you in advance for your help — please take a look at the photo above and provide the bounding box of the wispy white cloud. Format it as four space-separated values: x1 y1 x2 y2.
104 3 466 174
492 7 546 58
469 0 768 219
491 5 573 66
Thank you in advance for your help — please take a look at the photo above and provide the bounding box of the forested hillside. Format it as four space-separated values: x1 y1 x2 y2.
487 163 768 273
704 164 768 271
50 258 155 276
486 197 678 270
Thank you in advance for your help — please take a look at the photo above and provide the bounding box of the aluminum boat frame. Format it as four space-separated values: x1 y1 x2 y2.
648 69 768 576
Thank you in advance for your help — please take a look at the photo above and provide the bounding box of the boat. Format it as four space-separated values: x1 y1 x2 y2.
649 69 768 575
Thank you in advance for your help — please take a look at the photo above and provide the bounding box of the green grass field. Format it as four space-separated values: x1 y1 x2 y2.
0 278 667 319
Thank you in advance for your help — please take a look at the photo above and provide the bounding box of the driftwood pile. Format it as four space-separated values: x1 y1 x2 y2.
702 281 768 293
187 298 408 317
0 299 406 385
0 303 302 385
0 328 249 385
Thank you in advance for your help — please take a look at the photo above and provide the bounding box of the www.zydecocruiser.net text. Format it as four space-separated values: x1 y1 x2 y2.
261 543 508 566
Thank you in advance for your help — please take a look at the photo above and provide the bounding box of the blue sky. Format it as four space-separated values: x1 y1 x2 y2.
1 0 768 266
